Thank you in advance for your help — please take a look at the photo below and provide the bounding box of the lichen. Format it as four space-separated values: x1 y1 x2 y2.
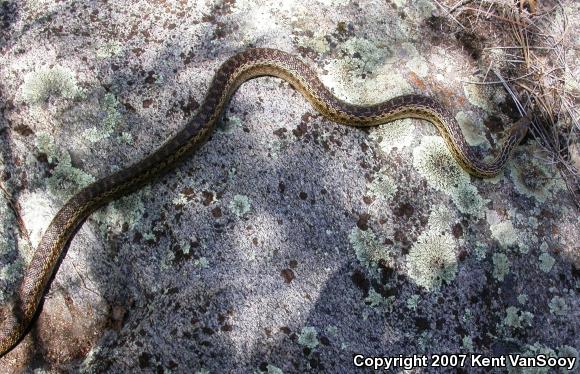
217 115 242 134
119 131 133 145
406 294 420 310
341 37 385 74
502 306 533 329
517 293 528 305
538 252 555 273
364 289 394 308
507 343 558 374
451 182 486 217
492 252 510 281
194 257 209 269
370 119 416 154
412 136 470 192
427 204 454 232
455 111 490 148
295 30 330 54
509 154 561 203
349 227 391 271
558 346 579 373
462 336 474 352
266 364 284 374
548 296 568 316
489 220 518 248
463 83 497 112
82 93 123 143
36 132 67 164
406 230 457 291
229 194 251 217
93 188 148 234
21 65 82 104
36 133 95 199
96 41 123 59
367 168 398 201
298 326 319 349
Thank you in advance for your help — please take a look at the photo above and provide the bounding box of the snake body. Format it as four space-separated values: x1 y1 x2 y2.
0 48 528 356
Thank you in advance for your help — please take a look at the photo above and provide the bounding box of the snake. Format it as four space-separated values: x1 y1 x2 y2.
0 48 529 357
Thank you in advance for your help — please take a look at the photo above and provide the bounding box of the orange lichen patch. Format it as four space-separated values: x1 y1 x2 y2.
408 72 427 92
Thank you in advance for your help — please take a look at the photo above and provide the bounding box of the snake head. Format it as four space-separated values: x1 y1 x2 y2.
509 114 531 143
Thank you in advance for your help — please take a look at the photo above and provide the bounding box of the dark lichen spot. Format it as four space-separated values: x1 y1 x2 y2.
356 213 371 230
142 99 153 108
211 207 222 218
280 326 291 335
14 124 34 136
415 317 429 331
278 181 285 193
221 324 233 332
351 269 370 297
452 223 463 238
394 202 414 218
289 260 298 268
273 127 287 138
202 191 214 206
320 336 330 346
201 327 214 335
281 268 295 283
299 191 307 200
138 352 152 368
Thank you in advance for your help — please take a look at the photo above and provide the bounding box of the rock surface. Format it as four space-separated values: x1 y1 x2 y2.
0 0 578 372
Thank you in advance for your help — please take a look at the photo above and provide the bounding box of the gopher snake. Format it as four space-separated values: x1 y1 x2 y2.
0 48 529 356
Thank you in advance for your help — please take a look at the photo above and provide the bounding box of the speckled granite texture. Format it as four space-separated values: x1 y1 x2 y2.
0 0 578 373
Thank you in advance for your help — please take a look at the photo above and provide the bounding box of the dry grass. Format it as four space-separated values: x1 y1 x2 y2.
436 0 579 205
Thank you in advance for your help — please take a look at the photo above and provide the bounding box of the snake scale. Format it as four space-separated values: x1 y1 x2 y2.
0 48 529 356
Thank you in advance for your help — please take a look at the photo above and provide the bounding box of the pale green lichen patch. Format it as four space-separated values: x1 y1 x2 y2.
462 336 474 351
412 136 470 191
295 30 330 54
509 153 560 203
406 230 457 291
194 257 209 269
370 119 416 154
341 37 386 74
364 288 394 308
538 252 555 273
502 306 533 329
349 227 392 272
427 204 454 232
406 294 420 310
21 65 82 104
297 326 319 349
96 41 123 59
229 194 251 217
93 187 149 234
367 168 397 201
492 252 510 281
36 132 67 164
489 220 518 248
548 296 568 316
217 115 242 134
455 111 490 148
463 83 504 112
265 364 284 374
36 133 95 199
451 182 486 217
82 93 123 143
322 43 412 105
